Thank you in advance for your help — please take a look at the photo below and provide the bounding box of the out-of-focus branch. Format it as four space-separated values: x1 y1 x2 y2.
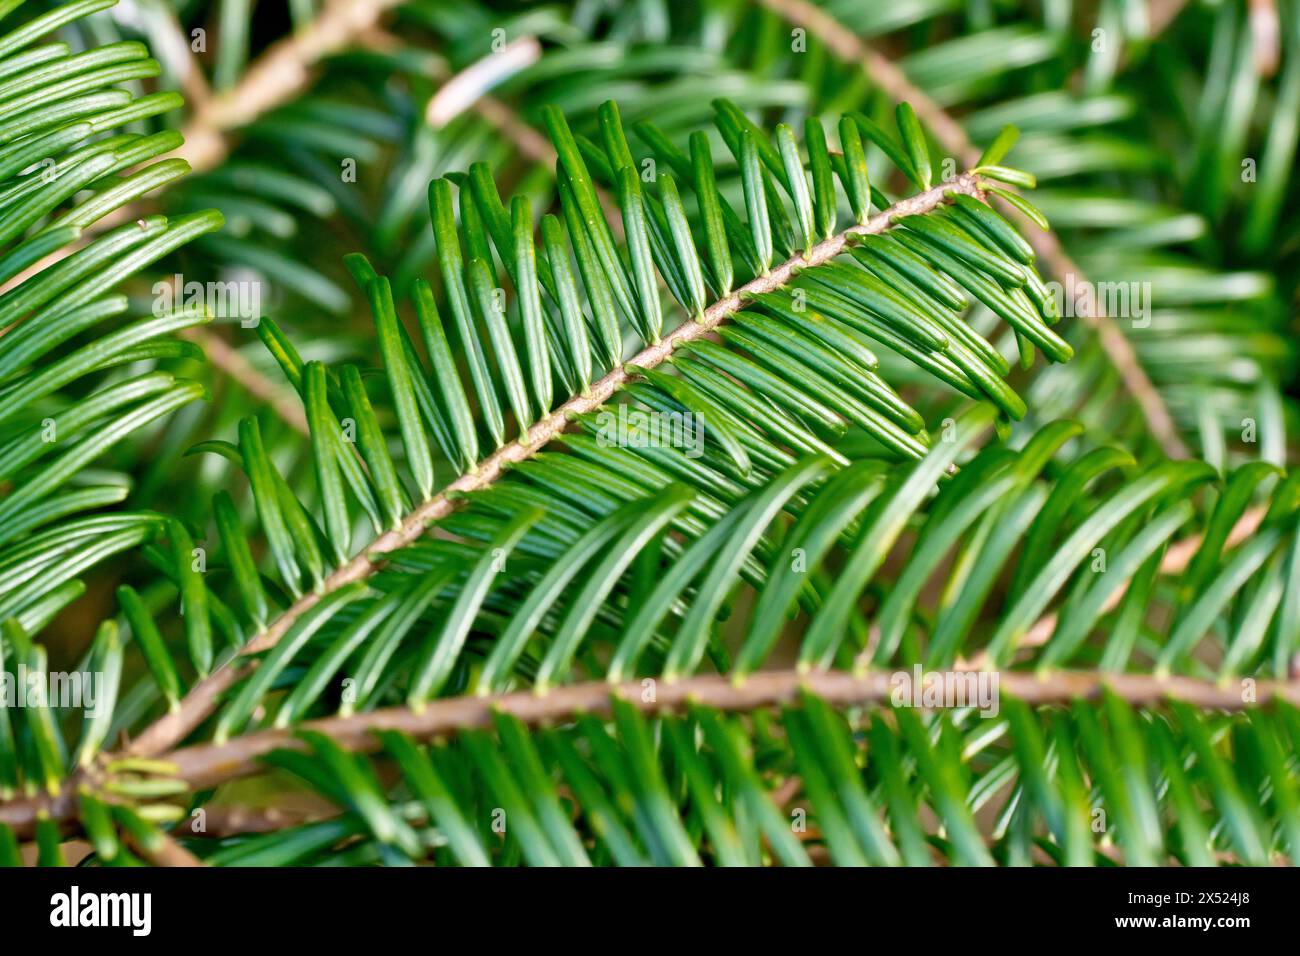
182 327 309 435
1007 506 1268 658
755 0 1192 460
177 0 405 171
1249 0 1281 77
7 0 406 269
361 28 559 166
125 827 205 866
1151 0 1194 37
173 805 320 838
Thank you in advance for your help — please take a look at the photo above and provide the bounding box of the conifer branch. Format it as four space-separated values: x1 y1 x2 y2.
120 172 991 761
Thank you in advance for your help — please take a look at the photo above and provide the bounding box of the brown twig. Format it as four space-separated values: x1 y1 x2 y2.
1249 0 1281 77
1150 0 1193 36
131 662 1274 860
4 666 1295 838
174 805 320 838
176 0 406 172
183 328 310 435
124 828 205 867
754 0 1191 460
